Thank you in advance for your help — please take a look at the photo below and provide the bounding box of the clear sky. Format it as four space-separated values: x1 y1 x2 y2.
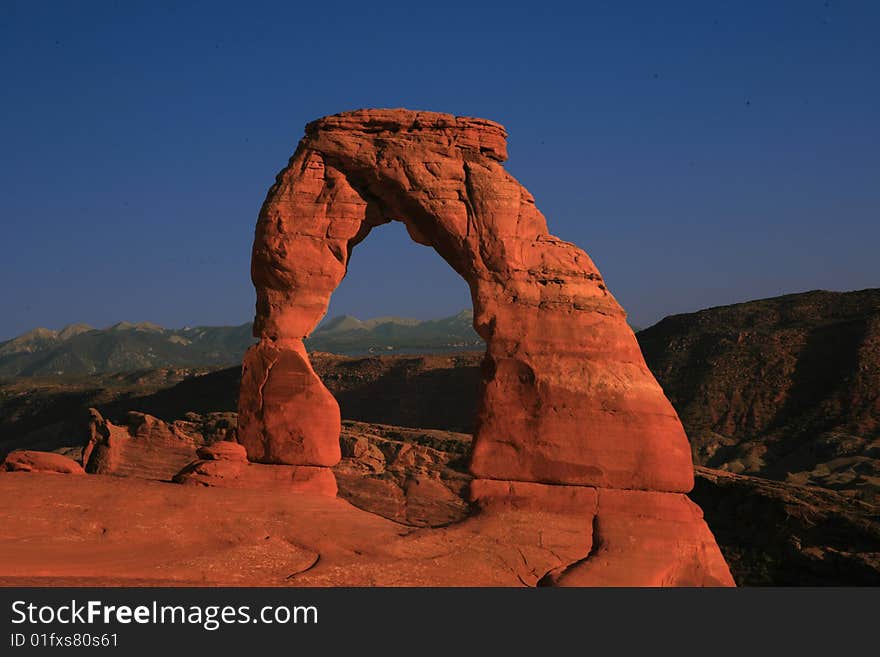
2 0 878 340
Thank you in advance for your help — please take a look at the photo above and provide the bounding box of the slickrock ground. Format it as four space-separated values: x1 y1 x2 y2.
332 423 879 585
0 413 732 587
2 412 878 585
0 467 729 587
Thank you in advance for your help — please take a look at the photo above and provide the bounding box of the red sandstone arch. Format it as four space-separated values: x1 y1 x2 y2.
238 108 694 494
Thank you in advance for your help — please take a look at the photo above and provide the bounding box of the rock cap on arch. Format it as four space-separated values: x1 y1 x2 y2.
304 108 509 162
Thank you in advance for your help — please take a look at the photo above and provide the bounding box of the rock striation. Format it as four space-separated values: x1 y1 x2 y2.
236 108 732 584
83 408 236 481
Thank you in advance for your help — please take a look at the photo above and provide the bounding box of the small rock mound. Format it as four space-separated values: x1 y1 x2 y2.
173 436 335 496
196 441 248 461
173 459 336 496
2 450 84 475
83 408 237 481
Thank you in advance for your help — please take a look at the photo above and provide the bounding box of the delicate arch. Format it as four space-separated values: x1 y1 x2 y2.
238 109 693 494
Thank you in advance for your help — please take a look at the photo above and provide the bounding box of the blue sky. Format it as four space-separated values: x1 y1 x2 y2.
2 0 878 339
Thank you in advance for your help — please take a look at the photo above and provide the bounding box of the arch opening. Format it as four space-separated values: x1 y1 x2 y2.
304 217 484 438
324 217 474 333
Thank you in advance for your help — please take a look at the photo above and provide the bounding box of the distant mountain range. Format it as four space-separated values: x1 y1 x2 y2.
0 321 255 377
309 310 480 354
0 311 483 377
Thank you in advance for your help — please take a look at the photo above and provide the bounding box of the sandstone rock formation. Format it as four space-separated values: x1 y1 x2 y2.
334 421 471 526
173 437 336 495
1 449 84 475
196 440 248 461
2 423 877 585
241 108 693 490
333 420 879 586
83 408 235 481
0 472 722 586
237 108 732 585
334 422 732 585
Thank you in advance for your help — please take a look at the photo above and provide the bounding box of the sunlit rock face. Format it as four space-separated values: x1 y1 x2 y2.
237 108 732 585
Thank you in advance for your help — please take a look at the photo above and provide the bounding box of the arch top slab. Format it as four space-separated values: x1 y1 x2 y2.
239 108 694 494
